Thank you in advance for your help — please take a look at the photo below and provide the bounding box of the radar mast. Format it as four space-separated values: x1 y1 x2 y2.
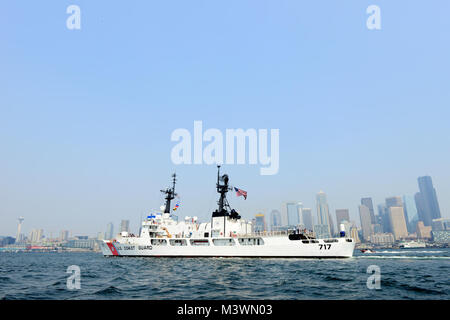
160 173 177 214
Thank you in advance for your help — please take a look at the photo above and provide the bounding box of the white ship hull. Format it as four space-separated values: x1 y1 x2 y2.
101 236 355 258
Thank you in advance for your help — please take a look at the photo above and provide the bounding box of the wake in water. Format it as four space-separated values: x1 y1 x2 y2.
374 250 445 254
357 255 450 260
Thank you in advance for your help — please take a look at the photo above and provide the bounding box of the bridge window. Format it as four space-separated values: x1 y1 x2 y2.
151 239 167 246
238 238 264 246
212 239 236 246
190 239 210 246
169 239 187 246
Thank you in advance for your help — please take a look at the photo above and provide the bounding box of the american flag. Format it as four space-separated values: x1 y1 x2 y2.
234 187 247 200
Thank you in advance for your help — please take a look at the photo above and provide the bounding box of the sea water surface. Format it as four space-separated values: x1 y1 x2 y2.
0 248 449 299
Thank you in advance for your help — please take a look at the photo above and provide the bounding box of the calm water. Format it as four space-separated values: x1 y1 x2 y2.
0 248 449 300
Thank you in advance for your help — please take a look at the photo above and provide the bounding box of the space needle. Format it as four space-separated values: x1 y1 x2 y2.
16 217 24 243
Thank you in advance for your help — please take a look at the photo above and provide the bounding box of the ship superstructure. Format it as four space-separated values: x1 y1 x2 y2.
101 167 355 258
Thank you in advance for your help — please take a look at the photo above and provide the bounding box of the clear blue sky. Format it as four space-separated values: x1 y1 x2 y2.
1 1 449 237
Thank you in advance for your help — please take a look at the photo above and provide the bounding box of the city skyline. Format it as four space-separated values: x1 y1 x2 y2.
5 174 445 240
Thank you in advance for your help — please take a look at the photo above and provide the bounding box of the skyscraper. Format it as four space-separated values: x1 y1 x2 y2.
286 202 300 226
59 230 69 241
269 210 282 231
389 207 408 240
386 196 403 208
105 222 114 240
415 176 441 226
335 209 350 229
302 208 313 231
402 195 418 233
254 214 266 232
378 203 391 233
361 198 376 224
316 191 331 237
29 229 43 243
359 205 373 242
120 220 130 233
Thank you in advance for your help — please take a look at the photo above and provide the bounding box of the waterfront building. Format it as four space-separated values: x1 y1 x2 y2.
431 218 450 231
416 221 432 239
359 205 373 242
432 230 450 244
370 233 395 245
389 207 408 240
361 198 376 224
63 238 97 250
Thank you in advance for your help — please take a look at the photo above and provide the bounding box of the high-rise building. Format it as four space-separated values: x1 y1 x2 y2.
29 229 43 243
386 196 403 208
284 202 301 227
415 176 441 226
389 207 408 240
313 224 331 239
316 191 331 236
402 195 418 233
377 204 391 233
105 222 114 240
59 230 69 241
302 208 313 231
340 220 353 238
120 220 130 233
269 210 282 231
350 226 360 243
359 205 373 242
254 214 266 232
328 212 335 236
361 198 376 224
335 209 350 229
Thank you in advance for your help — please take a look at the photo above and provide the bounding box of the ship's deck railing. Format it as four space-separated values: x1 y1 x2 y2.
236 230 315 238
